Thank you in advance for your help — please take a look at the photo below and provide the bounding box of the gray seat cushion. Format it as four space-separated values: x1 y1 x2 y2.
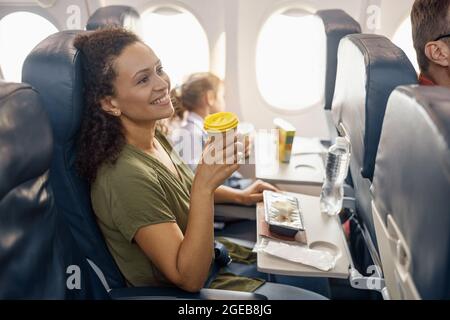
372 85 450 299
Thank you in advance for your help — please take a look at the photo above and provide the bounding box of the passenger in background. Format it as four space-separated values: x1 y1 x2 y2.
74 28 284 294
170 72 252 189
412 0 450 87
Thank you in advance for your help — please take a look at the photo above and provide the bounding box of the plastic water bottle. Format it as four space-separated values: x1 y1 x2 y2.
320 137 351 216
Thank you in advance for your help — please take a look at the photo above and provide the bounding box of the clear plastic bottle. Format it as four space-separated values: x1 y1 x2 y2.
320 137 351 216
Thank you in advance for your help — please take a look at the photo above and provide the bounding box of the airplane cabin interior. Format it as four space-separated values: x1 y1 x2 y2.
0 0 449 303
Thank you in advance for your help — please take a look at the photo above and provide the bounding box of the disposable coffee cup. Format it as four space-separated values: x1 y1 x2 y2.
237 122 255 160
204 112 241 164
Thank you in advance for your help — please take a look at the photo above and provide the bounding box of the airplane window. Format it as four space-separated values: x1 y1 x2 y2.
256 10 326 111
142 7 210 86
0 11 58 82
393 18 419 72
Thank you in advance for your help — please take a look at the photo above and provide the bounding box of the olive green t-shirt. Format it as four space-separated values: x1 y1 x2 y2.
91 131 264 291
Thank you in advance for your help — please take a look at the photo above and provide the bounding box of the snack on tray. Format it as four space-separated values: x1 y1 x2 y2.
263 191 305 237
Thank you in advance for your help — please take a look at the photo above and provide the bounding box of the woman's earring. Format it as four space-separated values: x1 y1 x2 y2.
114 110 121 116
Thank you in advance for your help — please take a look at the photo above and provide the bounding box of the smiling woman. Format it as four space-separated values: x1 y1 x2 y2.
74 29 140 183
101 44 173 126
73 27 280 294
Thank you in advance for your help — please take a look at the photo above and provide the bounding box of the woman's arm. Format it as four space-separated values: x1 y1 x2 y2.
135 137 239 292
135 184 215 292
214 180 279 206
214 185 243 204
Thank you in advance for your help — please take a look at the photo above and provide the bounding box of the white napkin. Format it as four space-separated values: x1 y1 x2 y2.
261 240 336 271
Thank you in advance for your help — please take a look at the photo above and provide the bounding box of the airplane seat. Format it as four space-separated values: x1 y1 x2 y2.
316 9 361 141
86 5 142 36
22 31 126 291
21 30 326 300
331 34 418 271
0 80 107 299
371 86 450 300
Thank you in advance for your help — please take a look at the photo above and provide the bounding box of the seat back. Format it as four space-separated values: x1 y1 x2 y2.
316 10 361 141
316 10 361 111
332 34 418 249
0 81 107 299
86 5 142 36
22 31 126 289
372 85 450 300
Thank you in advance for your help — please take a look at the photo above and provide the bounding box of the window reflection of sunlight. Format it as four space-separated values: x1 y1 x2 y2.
0 12 58 82
393 18 419 72
142 11 210 87
256 13 325 111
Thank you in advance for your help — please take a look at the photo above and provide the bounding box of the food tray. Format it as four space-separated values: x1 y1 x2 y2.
263 191 305 237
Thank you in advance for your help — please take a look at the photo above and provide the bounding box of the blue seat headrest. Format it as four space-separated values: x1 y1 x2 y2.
332 34 418 181
86 5 142 35
316 10 361 110
0 81 52 199
22 30 85 144
372 85 450 299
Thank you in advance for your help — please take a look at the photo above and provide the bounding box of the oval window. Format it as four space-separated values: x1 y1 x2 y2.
142 7 210 86
393 18 419 72
0 11 58 82
256 10 326 111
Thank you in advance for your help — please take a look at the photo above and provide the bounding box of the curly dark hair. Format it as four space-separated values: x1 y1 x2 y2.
74 27 140 183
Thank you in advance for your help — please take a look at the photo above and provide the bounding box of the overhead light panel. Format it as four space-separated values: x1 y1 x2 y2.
153 7 183 16
35 0 57 8
282 8 308 18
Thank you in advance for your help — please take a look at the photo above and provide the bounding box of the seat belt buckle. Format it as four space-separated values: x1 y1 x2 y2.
214 241 232 267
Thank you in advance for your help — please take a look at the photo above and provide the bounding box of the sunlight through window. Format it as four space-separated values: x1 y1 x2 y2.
256 11 326 111
142 7 210 87
393 18 419 72
0 12 58 82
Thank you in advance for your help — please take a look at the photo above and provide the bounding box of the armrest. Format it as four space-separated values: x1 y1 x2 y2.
214 204 256 221
109 286 267 300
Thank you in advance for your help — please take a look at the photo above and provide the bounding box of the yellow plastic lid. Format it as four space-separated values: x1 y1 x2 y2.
204 112 239 133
